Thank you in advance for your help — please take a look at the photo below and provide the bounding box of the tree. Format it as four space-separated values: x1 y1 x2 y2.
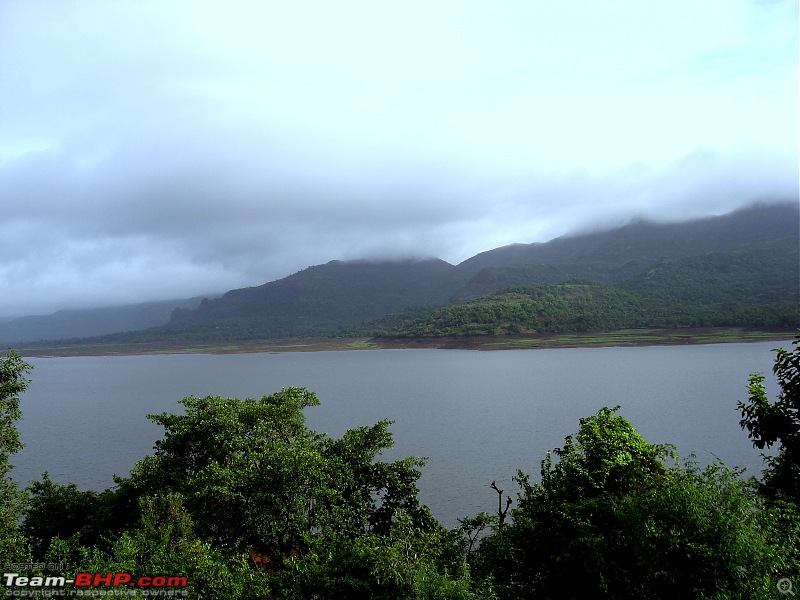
36 492 271 600
92 493 271 600
21 473 99 557
270 509 494 599
0 350 32 564
474 407 790 599
120 387 435 561
739 335 800 503
19 385 484 597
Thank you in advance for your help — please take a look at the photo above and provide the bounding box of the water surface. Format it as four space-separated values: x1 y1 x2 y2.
13 342 788 526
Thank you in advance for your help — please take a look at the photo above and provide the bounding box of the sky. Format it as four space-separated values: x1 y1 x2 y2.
1 0 798 318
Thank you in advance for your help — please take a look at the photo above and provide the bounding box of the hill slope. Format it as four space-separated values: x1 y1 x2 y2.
166 258 457 339
16 201 799 346
0 296 210 346
450 202 799 300
158 201 800 341
375 243 799 337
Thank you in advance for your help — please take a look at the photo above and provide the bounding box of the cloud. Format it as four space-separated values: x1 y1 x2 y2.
0 0 797 316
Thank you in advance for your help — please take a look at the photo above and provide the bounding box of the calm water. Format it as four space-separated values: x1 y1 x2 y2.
12 341 789 527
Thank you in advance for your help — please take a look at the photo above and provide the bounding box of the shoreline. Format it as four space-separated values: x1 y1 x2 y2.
12 327 796 357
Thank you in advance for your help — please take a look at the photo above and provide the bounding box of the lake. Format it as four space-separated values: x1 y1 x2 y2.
11 341 789 527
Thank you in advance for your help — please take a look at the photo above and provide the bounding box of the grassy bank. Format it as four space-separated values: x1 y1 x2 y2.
14 327 796 357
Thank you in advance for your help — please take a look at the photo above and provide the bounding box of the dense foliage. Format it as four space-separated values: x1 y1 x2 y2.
473 408 797 599
0 351 31 565
376 246 799 337
739 337 800 504
374 284 648 336
2 339 799 597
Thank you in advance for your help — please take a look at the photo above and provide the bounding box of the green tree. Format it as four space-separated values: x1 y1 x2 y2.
94 493 271 600
19 385 483 597
21 473 99 557
37 493 271 600
739 335 800 503
0 350 32 564
475 407 789 599
271 509 493 600
21 474 144 560
120 387 435 562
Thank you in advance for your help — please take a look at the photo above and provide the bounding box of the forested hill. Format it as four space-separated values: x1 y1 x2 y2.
15 201 798 345
375 246 799 337
155 202 797 341
448 200 799 301
167 258 457 338
460 199 793 272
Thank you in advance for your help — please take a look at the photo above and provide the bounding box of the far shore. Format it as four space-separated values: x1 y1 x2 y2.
12 327 797 358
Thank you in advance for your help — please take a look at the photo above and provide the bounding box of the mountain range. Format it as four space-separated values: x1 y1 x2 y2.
3 201 798 346
0 296 211 346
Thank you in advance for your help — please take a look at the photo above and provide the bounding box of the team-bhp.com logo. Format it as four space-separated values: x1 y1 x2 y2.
3 572 188 596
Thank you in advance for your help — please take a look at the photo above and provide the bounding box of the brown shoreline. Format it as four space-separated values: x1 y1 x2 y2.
13 327 796 358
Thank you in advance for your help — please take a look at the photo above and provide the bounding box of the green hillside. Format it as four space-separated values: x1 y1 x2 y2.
449 201 799 301
621 245 799 328
374 244 799 337
166 201 798 341
370 284 641 337
18 202 799 347
127 259 456 341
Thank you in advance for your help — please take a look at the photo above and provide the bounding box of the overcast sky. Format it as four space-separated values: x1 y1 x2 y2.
1 0 797 317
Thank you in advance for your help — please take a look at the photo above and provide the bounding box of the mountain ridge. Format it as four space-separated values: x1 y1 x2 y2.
4 201 798 345
450 201 798 299
0 296 213 346
151 200 800 341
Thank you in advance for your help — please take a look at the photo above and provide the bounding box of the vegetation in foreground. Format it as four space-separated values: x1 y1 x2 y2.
1 337 799 598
